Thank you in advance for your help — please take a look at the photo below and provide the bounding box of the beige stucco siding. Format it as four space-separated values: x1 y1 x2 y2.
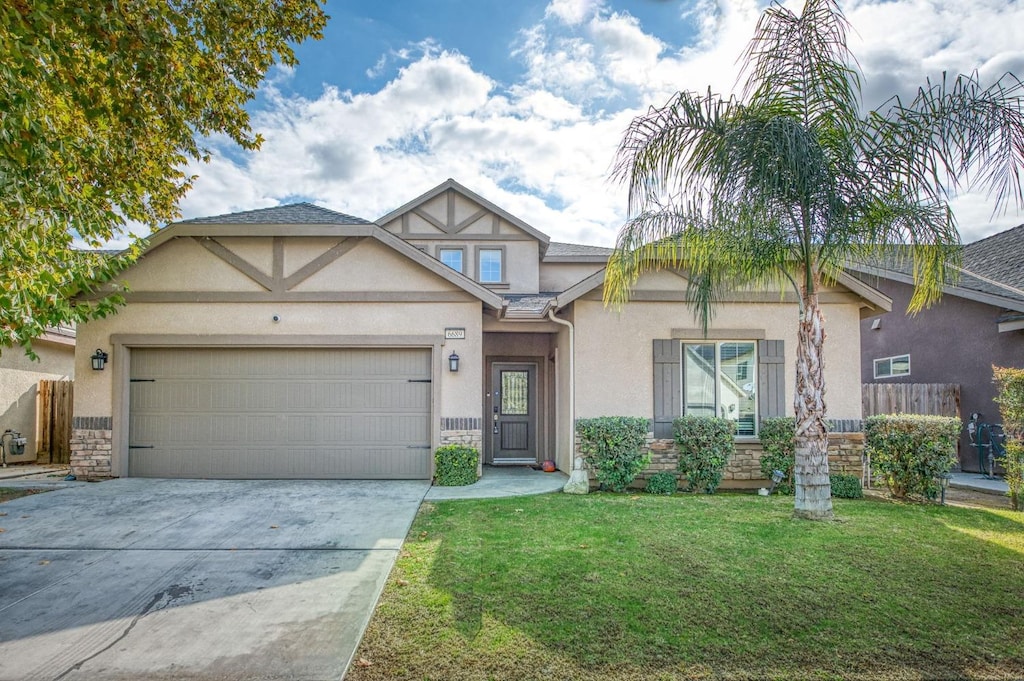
572 298 863 422
539 262 606 293
123 238 264 292
0 341 74 459
293 239 463 292
74 301 482 420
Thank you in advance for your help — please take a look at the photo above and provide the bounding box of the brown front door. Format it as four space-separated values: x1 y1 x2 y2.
489 362 538 464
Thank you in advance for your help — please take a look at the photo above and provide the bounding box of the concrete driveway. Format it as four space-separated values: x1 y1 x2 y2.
0 478 429 681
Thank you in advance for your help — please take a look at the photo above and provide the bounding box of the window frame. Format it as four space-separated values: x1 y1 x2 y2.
873 353 911 379
475 246 506 285
436 246 466 274
681 339 759 438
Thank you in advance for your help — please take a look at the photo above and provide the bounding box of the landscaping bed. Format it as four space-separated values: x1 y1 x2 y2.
350 493 1024 680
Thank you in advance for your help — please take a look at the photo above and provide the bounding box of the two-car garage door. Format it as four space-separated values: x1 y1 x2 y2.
128 348 432 479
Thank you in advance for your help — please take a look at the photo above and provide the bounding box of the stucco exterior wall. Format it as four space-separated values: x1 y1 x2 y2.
571 297 863 422
858 277 1024 471
539 262 605 293
0 340 74 460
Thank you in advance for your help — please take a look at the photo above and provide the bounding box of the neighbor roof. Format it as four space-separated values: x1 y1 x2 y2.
846 224 1024 312
179 202 373 226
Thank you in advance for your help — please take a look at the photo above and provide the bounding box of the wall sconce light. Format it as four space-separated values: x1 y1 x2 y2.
91 349 109 371
448 352 460 372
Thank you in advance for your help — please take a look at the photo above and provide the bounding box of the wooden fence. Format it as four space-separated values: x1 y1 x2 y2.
861 383 961 418
37 379 73 464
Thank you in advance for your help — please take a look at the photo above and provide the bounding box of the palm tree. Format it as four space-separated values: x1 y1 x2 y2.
605 0 1024 520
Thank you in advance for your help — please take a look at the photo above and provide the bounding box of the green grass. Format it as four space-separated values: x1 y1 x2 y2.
349 493 1024 680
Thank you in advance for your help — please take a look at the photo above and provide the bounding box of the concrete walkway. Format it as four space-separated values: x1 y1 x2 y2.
425 465 568 500
950 471 1009 494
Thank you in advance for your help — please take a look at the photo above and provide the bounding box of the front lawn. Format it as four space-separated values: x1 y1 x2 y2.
350 493 1024 680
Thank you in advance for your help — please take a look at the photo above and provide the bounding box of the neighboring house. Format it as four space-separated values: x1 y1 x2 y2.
850 224 1024 472
70 179 888 483
0 327 75 463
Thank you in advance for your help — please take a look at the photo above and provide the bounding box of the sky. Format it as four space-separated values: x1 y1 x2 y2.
170 0 1024 248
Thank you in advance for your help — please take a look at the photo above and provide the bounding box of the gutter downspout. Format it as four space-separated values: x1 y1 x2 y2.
548 308 588 494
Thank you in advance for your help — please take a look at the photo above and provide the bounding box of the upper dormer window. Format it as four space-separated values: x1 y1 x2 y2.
478 248 503 283
439 247 464 273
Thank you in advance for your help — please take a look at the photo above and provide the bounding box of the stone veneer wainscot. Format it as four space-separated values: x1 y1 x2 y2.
70 416 114 480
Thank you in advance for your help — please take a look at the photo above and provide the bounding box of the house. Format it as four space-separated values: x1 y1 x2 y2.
850 224 1024 472
70 179 887 483
0 327 75 464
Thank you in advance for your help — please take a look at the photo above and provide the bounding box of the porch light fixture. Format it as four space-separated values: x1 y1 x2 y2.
448 352 460 372
90 349 109 371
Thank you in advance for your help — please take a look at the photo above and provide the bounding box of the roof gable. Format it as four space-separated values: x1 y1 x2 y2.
126 204 503 309
376 179 551 251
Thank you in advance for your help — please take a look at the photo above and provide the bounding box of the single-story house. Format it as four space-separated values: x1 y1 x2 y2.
849 224 1024 472
71 180 888 482
1 327 75 463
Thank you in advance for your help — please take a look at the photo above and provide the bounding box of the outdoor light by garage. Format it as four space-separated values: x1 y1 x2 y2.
448 352 460 372
90 349 109 371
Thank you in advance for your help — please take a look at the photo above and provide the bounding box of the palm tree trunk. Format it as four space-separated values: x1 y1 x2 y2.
793 289 834 520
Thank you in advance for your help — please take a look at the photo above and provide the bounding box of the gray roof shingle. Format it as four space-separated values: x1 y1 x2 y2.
848 224 1024 307
544 242 613 260
179 202 372 225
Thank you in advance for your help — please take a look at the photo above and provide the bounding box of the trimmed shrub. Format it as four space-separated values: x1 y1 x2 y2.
759 417 795 494
865 414 960 500
433 445 479 486
994 366 1024 511
674 416 735 494
576 417 650 492
830 474 863 499
645 472 678 495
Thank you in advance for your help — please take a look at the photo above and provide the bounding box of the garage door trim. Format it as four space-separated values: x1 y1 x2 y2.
110 334 444 478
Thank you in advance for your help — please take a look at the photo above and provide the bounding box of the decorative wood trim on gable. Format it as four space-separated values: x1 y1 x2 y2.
412 207 448 232
195 237 275 291
453 208 488 234
283 238 365 290
192 236 366 295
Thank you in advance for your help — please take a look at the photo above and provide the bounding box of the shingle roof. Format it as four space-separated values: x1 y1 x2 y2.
179 202 372 225
847 224 1024 309
545 242 614 258
502 293 558 319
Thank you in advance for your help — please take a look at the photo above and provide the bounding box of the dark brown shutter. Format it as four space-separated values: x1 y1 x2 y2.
652 339 681 439
757 339 787 419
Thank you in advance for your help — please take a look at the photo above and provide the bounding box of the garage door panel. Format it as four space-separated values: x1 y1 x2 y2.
128 348 432 479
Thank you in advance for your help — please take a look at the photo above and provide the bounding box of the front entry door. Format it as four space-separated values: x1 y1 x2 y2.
489 363 538 464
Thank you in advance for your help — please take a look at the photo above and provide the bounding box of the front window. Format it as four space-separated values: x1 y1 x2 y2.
439 248 463 273
683 341 757 436
874 354 910 379
478 249 503 283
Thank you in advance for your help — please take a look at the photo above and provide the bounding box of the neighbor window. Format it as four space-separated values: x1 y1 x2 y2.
478 248 503 283
873 354 910 379
439 248 464 273
683 341 758 437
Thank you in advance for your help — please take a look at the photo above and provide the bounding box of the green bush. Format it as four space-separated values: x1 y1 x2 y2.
865 414 960 500
674 416 735 494
433 445 479 486
759 417 795 494
994 366 1024 511
830 474 863 499
645 472 678 495
576 417 650 492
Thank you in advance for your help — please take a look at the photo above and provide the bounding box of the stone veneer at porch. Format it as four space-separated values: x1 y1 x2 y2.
579 431 867 489
70 416 113 480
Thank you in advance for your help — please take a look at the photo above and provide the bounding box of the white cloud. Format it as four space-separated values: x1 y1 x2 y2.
177 0 1024 249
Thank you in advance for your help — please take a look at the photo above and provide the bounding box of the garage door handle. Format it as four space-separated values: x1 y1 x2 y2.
406 445 430 449
407 379 431 383
129 445 154 449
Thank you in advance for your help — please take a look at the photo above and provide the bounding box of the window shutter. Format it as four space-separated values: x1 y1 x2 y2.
652 339 681 439
757 339 787 419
